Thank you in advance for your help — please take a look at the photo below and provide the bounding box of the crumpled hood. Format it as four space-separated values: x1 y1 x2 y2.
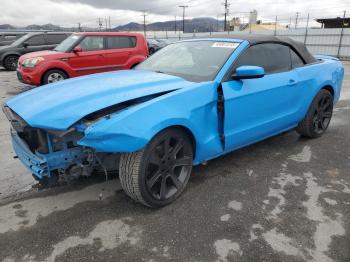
6 70 196 130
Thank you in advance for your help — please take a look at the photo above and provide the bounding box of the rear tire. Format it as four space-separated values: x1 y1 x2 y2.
119 128 193 208
296 89 333 138
3 55 19 71
42 69 68 85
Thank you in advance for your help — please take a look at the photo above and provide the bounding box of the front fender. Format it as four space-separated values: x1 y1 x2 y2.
38 60 74 77
78 81 223 164
78 99 197 152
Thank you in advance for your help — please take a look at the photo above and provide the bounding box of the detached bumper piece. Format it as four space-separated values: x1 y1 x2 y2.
11 130 48 178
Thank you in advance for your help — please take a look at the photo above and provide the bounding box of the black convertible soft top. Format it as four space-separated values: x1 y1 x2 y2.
208 34 316 64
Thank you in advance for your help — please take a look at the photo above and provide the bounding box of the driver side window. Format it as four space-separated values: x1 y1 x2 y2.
233 43 292 75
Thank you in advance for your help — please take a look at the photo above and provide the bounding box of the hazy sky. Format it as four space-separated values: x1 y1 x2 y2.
0 0 348 27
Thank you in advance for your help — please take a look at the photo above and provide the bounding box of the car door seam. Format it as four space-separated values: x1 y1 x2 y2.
217 84 225 150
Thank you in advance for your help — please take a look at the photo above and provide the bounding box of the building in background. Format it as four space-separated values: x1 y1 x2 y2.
229 17 241 31
316 17 350 28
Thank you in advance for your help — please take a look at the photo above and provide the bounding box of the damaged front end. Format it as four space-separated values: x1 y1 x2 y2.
3 105 118 186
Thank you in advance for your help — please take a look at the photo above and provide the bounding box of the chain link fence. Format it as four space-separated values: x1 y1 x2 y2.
144 11 350 60
146 28 350 60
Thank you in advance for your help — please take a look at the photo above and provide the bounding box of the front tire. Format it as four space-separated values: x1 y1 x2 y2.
119 128 194 207
149 47 155 55
296 89 333 138
3 55 19 71
42 69 68 85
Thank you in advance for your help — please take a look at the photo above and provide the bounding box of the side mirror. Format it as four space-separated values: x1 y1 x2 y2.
233 66 265 80
73 46 82 53
22 42 29 48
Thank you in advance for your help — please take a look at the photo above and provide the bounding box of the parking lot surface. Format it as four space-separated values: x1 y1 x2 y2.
0 64 349 262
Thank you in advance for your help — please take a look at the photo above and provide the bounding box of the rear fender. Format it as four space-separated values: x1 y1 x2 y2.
127 55 147 68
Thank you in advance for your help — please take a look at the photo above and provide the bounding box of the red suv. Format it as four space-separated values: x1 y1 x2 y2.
16 32 149 86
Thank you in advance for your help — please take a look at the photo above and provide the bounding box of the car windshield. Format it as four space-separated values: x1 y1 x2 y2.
147 39 158 45
136 40 239 82
54 34 82 52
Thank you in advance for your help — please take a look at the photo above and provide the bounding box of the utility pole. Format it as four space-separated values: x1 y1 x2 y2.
105 18 108 32
179 5 188 33
274 16 277 36
289 17 292 29
295 12 299 29
223 0 229 31
97 18 103 31
175 16 177 32
108 16 111 31
141 10 147 36
217 14 219 31
304 13 310 44
77 22 81 32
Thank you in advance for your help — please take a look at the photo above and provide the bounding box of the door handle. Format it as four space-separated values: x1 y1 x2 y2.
287 79 297 86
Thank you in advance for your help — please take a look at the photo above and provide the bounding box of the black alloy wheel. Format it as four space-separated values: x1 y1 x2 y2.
145 135 193 202
296 89 333 138
312 93 333 135
4 55 19 71
119 128 194 207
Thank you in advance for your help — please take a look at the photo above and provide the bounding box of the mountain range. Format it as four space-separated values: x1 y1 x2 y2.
0 18 225 33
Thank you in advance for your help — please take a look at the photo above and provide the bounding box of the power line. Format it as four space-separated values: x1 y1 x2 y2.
179 5 188 33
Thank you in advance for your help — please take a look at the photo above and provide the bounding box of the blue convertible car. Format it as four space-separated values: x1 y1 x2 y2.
3 35 344 207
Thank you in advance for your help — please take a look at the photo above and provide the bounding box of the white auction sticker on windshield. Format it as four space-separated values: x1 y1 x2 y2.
212 42 239 49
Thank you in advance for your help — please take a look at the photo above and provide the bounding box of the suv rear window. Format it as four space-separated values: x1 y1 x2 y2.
106 36 136 49
45 34 67 45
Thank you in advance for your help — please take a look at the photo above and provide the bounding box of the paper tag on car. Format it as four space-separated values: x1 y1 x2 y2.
212 42 239 49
